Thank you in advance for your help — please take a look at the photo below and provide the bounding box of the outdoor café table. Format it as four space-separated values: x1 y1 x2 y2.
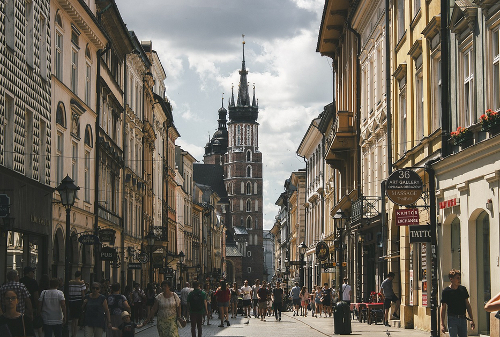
366 303 384 324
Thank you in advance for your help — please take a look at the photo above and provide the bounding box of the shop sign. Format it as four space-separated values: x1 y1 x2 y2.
78 234 99 245
128 263 142 270
100 246 117 261
396 208 419 226
316 241 329 262
0 194 10 217
439 198 459 209
409 225 432 243
386 169 423 206
99 229 116 244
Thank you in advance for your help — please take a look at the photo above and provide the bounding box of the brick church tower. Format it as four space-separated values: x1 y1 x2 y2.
203 40 264 282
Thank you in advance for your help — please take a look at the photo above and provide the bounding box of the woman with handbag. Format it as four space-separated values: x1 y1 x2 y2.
0 290 35 337
38 279 66 337
82 282 112 337
143 280 182 337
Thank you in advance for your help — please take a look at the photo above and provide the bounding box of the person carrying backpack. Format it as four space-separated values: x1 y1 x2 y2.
187 281 207 337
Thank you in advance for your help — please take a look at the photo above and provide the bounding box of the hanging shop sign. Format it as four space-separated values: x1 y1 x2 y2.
396 208 419 226
386 169 423 206
128 263 143 270
316 241 329 262
409 224 432 243
100 246 117 261
78 234 99 245
99 228 116 245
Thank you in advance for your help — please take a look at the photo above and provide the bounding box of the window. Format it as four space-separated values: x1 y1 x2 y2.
85 63 91 106
415 69 424 141
26 1 34 68
72 143 78 185
85 151 90 202
71 49 78 93
55 32 63 80
462 48 474 126
40 16 47 79
246 200 251 212
246 216 252 229
57 132 64 184
432 57 442 131
246 182 251 195
25 110 33 177
6 0 15 48
246 150 252 162
493 29 500 111
399 77 407 155
397 0 406 42
246 166 252 178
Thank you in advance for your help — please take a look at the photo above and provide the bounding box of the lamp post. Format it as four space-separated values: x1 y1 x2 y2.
145 230 155 284
56 175 79 336
178 251 185 287
298 242 307 287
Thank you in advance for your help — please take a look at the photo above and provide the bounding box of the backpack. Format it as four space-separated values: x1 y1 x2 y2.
189 291 204 312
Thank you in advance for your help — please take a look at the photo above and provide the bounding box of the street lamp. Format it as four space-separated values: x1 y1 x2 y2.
145 230 156 284
178 251 185 286
298 242 308 287
56 175 79 337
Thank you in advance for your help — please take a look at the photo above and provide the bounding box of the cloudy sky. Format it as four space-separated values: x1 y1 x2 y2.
119 0 333 230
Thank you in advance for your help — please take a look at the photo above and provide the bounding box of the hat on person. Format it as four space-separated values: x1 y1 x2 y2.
24 266 36 274
121 311 131 318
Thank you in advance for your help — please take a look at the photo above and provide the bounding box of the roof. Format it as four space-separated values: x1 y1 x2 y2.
226 245 244 257
233 226 248 236
193 164 228 203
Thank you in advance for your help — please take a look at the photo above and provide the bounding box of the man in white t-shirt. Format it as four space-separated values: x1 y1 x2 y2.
341 278 352 305
241 280 252 318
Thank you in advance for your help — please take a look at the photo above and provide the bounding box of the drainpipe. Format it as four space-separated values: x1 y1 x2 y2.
440 0 450 157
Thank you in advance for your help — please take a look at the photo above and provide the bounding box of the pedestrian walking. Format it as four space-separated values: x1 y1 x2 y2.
290 282 301 316
0 290 35 337
38 278 66 337
180 282 192 322
240 281 252 318
0 270 33 318
230 282 239 318
251 279 260 318
144 280 181 337
82 282 112 337
187 281 207 337
341 278 352 305
441 269 475 337
215 280 230 327
256 281 269 321
107 283 131 337
380 272 400 326
272 281 283 321
68 271 86 337
300 286 309 317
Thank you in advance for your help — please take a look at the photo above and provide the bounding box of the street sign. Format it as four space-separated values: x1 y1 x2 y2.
386 169 423 206
316 241 329 262
409 224 432 243
0 194 10 218
78 234 99 245
100 246 117 261
396 208 419 226
128 263 142 270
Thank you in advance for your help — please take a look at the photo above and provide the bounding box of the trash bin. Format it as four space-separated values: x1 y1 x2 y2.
334 301 351 335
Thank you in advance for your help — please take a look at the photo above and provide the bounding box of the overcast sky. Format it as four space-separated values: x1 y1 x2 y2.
119 0 333 230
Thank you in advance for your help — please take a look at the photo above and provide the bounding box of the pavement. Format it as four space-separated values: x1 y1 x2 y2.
83 311 431 337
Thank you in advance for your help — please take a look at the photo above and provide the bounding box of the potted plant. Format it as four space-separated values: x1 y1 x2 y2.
450 126 472 146
480 109 500 132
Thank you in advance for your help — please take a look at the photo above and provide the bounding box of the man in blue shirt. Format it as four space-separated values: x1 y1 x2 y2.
290 282 301 316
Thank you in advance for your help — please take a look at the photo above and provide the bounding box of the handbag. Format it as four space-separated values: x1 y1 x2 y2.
33 292 45 329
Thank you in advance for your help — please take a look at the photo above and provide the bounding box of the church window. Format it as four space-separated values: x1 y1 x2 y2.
246 166 252 178
246 182 251 195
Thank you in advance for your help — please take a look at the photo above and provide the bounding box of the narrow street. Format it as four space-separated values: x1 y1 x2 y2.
110 312 432 337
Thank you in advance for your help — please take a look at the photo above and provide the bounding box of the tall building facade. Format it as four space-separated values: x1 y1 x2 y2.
204 41 264 282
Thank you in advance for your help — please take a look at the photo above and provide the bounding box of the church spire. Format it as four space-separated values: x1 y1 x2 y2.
236 35 251 106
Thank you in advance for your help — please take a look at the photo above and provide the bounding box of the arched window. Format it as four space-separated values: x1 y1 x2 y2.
55 11 63 28
246 182 252 195
56 102 66 127
246 216 252 229
84 124 93 147
246 150 252 162
246 166 252 178
246 199 251 212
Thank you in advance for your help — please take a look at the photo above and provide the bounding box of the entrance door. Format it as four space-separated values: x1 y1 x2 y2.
476 212 490 335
